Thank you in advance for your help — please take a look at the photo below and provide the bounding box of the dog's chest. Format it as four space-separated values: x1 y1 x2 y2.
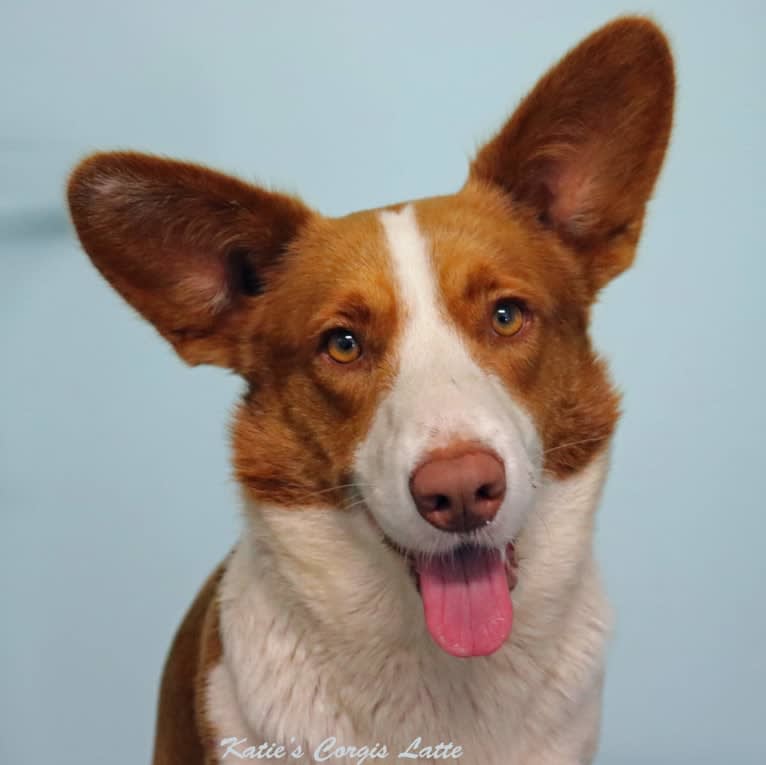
204 546 542 764
207 625 525 765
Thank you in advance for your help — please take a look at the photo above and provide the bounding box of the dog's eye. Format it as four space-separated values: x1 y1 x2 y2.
491 300 526 337
325 329 362 363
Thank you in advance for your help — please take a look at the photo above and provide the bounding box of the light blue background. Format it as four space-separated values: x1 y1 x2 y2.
1 2 764 763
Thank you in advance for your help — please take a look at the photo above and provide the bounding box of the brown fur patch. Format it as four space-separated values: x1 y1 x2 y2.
413 185 620 478
231 212 402 507
152 562 226 765
68 157 405 509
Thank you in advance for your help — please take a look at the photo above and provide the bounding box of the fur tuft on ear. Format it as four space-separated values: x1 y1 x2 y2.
470 17 675 290
67 152 314 368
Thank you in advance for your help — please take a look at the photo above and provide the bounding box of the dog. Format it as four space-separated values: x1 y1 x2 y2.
67 16 674 765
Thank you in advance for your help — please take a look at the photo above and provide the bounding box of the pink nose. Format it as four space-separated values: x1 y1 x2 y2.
409 445 506 533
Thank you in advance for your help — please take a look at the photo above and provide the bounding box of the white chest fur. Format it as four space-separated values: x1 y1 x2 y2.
206 454 612 765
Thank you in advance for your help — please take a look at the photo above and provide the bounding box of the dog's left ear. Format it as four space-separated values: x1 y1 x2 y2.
470 17 675 291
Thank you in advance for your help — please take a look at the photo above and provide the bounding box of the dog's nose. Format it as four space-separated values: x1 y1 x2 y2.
409 446 506 533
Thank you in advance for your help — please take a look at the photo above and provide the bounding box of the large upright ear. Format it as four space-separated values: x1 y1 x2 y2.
67 152 314 368
470 17 675 290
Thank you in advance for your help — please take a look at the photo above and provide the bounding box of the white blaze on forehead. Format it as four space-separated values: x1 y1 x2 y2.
352 205 541 556
379 205 440 330
378 205 499 395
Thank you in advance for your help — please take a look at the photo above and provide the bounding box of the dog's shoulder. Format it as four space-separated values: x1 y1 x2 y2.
152 559 228 765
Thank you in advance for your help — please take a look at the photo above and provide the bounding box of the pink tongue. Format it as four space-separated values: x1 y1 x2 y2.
417 547 513 658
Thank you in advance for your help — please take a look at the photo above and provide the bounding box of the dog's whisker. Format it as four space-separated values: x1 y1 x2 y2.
340 498 369 512
276 481 373 505
542 436 610 455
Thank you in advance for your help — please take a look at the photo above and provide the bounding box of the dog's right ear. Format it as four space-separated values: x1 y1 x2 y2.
67 152 314 369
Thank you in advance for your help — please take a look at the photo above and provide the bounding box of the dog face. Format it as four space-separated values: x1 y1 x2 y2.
68 17 673 656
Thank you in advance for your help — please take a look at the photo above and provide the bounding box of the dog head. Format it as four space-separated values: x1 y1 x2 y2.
68 17 674 656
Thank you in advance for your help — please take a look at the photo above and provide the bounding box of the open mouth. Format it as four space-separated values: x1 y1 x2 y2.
386 537 518 658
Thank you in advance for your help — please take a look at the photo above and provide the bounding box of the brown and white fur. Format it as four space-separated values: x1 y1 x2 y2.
67 17 674 765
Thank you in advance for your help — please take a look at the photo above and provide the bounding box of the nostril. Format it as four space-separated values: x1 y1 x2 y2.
475 480 504 503
475 484 493 502
415 493 452 514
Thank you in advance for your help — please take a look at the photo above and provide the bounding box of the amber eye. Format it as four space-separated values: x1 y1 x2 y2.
325 329 362 363
491 300 526 336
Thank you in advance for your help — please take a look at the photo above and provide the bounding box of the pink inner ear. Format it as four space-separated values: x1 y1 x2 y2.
175 267 231 316
156 244 235 321
543 143 602 238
